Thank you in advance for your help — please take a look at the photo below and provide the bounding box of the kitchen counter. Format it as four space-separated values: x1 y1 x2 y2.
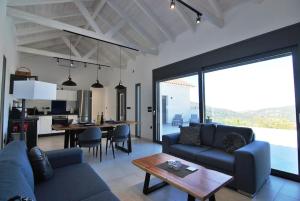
28 113 78 117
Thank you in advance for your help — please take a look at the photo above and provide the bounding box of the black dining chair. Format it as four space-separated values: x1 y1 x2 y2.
77 127 102 162
106 125 130 159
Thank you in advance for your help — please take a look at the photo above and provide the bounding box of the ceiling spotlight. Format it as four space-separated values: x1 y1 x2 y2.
84 63 87 68
196 14 201 24
56 58 59 64
170 0 175 10
70 60 74 67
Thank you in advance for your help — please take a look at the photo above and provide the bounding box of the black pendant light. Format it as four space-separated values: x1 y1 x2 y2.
62 37 77 86
115 47 126 90
91 42 104 88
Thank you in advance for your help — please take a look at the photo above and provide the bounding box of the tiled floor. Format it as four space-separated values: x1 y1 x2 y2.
38 135 300 201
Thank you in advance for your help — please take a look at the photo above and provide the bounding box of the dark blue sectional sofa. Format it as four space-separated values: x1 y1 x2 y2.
162 123 271 196
0 141 119 201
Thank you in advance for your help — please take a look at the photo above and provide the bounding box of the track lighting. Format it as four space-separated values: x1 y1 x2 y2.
169 0 202 24
70 60 74 67
170 0 175 9
196 14 201 24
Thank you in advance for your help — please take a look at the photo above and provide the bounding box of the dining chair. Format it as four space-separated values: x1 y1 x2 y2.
106 125 130 159
77 127 102 162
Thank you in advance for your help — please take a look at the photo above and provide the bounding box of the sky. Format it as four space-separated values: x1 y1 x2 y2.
204 55 295 112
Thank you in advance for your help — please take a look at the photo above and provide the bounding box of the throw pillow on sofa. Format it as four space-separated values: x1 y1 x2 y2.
28 147 54 183
223 133 246 154
178 126 201 146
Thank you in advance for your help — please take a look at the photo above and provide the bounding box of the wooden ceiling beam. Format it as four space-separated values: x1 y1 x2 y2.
133 0 175 42
17 46 97 64
7 0 76 6
74 0 102 34
61 36 81 57
107 0 158 48
7 8 136 50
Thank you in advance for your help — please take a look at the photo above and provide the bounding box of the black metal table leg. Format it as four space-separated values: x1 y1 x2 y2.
209 194 216 201
187 194 195 201
64 130 70 148
143 173 168 195
69 131 76 147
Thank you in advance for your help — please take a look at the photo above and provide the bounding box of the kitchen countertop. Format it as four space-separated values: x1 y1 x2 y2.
27 114 78 117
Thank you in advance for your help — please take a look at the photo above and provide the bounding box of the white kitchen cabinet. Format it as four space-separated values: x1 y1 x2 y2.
56 90 77 101
37 116 52 135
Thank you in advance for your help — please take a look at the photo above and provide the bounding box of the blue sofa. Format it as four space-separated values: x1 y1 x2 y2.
0 141 119 201
162 123 271 196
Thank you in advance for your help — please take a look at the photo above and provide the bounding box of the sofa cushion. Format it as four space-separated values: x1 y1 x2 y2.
81 191 120 201
169 144 211 161
29 147 54 183
213 125 254 150
223 133 246 154
0 141 34 190
201 124 217 146
35 163 110 201
0 162 36 201
195 149 235 173
178 126 201 146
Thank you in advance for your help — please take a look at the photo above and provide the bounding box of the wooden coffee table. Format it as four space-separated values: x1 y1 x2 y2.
132 153 233 201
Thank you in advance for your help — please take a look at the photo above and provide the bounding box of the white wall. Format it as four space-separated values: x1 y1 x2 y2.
160 83 190 123
0 0 19 147
103 0 300 140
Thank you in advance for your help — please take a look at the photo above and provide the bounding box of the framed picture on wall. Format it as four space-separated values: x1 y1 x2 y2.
0 56 7 148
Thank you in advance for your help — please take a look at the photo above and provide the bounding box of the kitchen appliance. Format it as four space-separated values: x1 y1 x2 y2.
52 115 68 126
51 100 66 114
77 90 92 123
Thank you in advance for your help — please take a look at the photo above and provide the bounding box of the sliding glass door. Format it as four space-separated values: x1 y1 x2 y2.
204 53 298 174
157 74 199 141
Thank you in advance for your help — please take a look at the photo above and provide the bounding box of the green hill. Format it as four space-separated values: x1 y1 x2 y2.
206 106 296 129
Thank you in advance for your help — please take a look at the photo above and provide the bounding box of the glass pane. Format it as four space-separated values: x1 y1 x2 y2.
159 75 199 141
204 54 298 174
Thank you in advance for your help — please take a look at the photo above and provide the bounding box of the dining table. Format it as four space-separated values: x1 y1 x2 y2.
52 120 137 153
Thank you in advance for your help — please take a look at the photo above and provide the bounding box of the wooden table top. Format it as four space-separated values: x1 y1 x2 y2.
132 153 233 200
52 121 137 131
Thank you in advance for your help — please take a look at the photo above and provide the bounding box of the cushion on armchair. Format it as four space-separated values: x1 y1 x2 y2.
178 126 201 146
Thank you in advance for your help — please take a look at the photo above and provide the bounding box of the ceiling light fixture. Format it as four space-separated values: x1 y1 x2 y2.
62 37 77 86
196 14 201 24
169 0 202 24
115 47 126 90
170 0 175 9
91 42 104 88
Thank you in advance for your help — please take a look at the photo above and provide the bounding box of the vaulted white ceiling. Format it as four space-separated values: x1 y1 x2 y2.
6 0 263 68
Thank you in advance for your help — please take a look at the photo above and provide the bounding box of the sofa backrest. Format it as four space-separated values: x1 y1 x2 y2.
213 125 254 150
190 123 217 146
0 141 34 190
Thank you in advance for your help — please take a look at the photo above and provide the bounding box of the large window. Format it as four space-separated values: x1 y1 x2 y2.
158 75 199 141
204 54 298 174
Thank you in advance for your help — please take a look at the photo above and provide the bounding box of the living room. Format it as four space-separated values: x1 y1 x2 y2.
1 0 300 201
